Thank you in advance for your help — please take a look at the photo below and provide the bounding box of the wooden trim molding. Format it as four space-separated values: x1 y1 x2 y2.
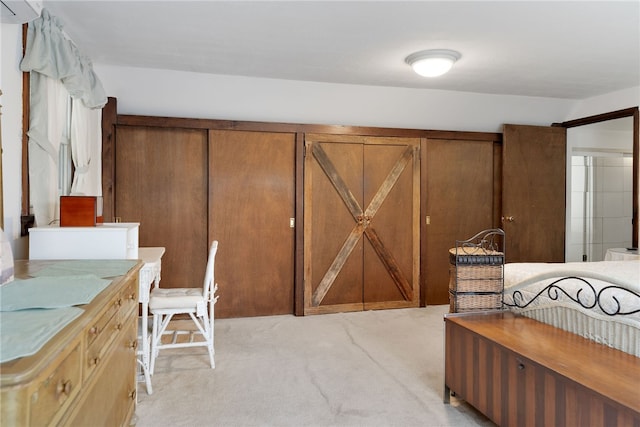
632 108 639 249
294 132 305 316
553 107 638 128
21 24 29 216
116 114 503 142
100 97 118 222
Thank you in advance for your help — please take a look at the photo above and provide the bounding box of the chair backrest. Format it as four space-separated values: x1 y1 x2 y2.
202 240 218 301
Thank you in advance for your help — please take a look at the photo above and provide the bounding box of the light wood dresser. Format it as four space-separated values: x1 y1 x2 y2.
1 259 142 426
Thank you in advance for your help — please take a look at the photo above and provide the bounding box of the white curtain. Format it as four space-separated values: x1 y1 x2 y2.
70 99 102 196
20 9 106 108
20 8 107 227
26 74 69 226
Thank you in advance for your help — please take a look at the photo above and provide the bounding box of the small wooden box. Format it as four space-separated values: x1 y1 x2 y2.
60 196 97 227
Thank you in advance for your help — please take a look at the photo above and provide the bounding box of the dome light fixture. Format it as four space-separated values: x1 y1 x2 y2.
405 49 461 77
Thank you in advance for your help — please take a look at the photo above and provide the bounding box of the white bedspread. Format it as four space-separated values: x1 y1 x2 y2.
504 260 639 290
503 260 640 356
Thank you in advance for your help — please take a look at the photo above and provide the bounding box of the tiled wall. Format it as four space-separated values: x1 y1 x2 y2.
567 155 632 262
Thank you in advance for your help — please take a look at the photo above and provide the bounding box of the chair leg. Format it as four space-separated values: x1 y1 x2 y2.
143 362 153 394
206 301 215 369
150 312 174 375
150 313 159 375
186 311 215 369
150 308 215 371
207 345 215 369
136 357 153 395
139 313 153 394
204 311 214 369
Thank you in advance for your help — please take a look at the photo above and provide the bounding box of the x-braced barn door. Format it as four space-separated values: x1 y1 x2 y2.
303 134 420 315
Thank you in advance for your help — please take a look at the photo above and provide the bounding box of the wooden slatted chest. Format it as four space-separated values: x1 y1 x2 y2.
444 311 640 426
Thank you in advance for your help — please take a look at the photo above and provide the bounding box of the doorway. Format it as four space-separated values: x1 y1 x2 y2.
564 112 637 261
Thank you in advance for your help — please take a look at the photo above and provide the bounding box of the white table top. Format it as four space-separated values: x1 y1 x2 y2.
138 247 166 264
604 247 640 261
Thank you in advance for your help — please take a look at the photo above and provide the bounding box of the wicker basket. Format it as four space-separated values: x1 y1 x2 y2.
449 277 502 295
454 264 502 280
449 249 504 293
448 229 505 313
449 292 503 312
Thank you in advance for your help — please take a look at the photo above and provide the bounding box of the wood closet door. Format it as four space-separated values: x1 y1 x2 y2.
502 125 566 263
304 134 420 315
209 130 295 318
115 126 209 289
423 139 495 305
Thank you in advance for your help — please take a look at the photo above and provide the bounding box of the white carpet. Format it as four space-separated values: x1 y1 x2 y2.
134 305 494 427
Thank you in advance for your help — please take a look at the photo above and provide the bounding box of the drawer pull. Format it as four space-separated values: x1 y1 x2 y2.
115 323 123 331
56 379 73 400
116 298 123 307
89 356 101 366
518 363 525 370
89 326 99 335
127 293 136 301
129 340 138 350
129 389 137 401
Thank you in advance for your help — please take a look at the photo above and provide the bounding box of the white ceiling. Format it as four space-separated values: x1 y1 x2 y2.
41 1 640 100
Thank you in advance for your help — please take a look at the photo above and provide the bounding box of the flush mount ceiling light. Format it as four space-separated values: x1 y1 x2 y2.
405 49 461 77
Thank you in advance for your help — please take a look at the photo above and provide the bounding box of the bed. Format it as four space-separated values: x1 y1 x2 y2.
502 260 640 357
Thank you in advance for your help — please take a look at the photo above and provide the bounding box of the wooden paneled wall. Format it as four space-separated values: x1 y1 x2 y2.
102 97 502 316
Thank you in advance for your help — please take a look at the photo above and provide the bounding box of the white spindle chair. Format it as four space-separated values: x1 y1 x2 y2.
149 241 219 374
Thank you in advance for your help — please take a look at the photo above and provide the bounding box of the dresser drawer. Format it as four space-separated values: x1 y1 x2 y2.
29 343 82 426
62 320 137 426
86 323 123 379
85 278 138 379
86 297 120 349
118 278 138 321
